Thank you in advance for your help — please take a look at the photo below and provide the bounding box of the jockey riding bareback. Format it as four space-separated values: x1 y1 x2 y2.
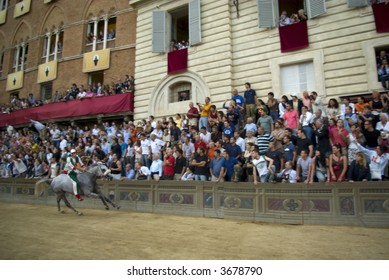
65 149 86 201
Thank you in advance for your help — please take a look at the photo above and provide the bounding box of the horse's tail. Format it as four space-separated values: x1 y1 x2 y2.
35 178 52 197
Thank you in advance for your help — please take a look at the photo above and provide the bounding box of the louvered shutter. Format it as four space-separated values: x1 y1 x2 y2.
306 0 326 19
257 0 275 28
152 10 166 53
189 0 202 45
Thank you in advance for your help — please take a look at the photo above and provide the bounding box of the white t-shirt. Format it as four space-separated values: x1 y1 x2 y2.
252 156 268 177
141 139 151 155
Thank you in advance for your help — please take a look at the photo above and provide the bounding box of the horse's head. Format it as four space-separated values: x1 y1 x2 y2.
87 162 110 178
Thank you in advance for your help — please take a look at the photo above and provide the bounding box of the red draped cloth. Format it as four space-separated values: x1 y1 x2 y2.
0 93 134 127
168 48 188 74
372 2 389 33
279 21 309 53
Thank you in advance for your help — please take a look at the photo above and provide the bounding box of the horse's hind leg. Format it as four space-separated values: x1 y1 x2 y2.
56 192 63 213
62 194 83 216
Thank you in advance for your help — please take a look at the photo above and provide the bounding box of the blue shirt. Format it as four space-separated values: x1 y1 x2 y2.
244 89 256 105
125 169 135 179
223 127 234 136
283 143 296 162
223 157 238 178
225 144 242 159
209 157 225 177
232 95 245 107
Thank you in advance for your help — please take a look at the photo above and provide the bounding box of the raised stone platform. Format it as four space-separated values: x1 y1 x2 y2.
1 179 388 228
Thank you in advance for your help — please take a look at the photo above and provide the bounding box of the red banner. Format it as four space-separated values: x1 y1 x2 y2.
0 93 134 127
372 2 389 33
279 21 309 53
168 48 188 74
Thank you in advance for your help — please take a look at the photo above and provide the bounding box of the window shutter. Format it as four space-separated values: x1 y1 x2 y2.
257 0 275 28
347 0 368 7
152 10 166 53
189 0 202 45
306 0 326 19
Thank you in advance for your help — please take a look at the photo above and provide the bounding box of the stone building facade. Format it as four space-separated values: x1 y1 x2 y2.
0 0 136 105
129 0 389 122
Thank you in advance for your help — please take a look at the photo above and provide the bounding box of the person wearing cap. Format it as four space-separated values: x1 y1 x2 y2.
65 149 86 201
288 93 303 116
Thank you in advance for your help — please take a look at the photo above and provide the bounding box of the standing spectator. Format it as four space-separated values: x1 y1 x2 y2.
378 59 389 89
11 153 27 178
252 148 274 184
225 137 242 160
257 107 274 133
313 118 330 158
296 129 314 158
182 137 195 165
328 144 347 183
209 149 225 182
266 141 284 176
302 91 312 112
296 150 312 183
109 153 122 180
244 82 257 122
199 126 211 145
267 92 279 122
299 106 313 141
289 93 303 116
355 96 369 114
174 148 187 180
243 117 257 135
149 153 163 181
162 148 175 180
329 119 349 155
362 120 382 149
222 150 242 182
326 98 340 120
271 120 285 151
340 97 355 115
369 91 384 113
355 143 388 181
234 131 246 153
231 88 245 111
279 95 289 119
310 91 326 118
347 123 365 166
27 93 37 107
140 134 151 168
257 126 274 155
198 97 211 131
279 11 291 27
283 103 299 135
283 135 296 164
191 147 209 181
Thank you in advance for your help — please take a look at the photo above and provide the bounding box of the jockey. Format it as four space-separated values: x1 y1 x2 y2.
65 149 86 201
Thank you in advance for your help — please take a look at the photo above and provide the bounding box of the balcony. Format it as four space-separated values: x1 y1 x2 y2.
13 0 31 18
0 93 134 127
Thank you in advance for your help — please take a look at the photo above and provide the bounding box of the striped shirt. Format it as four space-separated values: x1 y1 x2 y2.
257 133 274 155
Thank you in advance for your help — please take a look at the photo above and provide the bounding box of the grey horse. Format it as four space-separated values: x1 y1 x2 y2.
35 163 120 215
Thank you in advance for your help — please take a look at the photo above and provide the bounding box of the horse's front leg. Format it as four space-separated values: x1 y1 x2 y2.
86 191 110 210
62 193 82 216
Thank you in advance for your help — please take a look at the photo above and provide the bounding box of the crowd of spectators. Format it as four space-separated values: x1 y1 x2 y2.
1 84 388 185
0 75 135 114
170 39 190 52
278 9 307 27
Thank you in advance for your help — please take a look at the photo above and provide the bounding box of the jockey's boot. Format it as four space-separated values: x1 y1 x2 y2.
75 194 84 201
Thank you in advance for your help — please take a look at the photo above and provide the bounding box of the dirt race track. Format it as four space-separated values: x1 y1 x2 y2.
0 202 388 260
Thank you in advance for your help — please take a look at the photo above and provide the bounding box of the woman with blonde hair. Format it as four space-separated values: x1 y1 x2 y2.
347 152 370 182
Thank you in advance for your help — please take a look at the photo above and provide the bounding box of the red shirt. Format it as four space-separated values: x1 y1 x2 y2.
163 155 175 176
283 110 299 129
329 127 348 147
187 107 199 119
194 141 207 152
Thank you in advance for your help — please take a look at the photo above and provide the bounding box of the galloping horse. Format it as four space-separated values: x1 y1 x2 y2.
35 163 120 215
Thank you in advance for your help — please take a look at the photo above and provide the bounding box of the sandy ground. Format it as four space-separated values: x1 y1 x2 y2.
0 202 388 260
